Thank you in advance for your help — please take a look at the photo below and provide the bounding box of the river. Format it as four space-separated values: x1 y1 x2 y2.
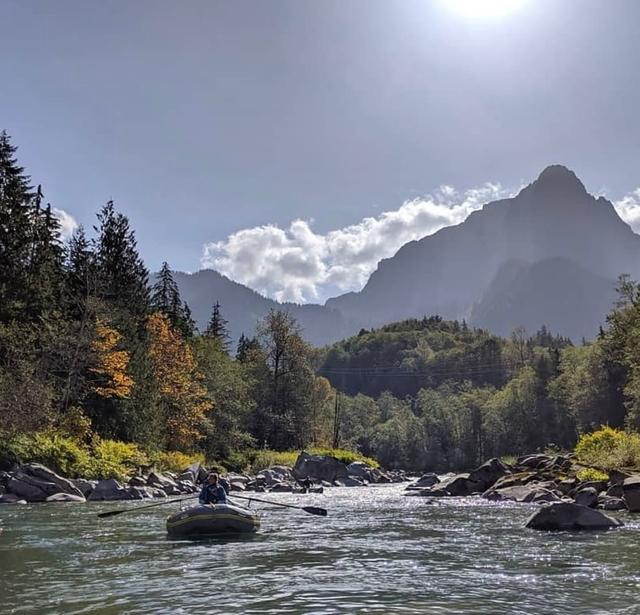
1 484 639 614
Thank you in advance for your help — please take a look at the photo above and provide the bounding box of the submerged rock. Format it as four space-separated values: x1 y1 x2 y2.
525 502 623 531
406 473 439 490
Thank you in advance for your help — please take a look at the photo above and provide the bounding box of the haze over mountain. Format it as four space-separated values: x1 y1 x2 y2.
176 165 639 345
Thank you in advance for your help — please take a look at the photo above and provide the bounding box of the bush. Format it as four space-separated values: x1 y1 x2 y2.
0 432 90 477
83 439 149 481
574 426 640 470
151 450 206 474
576 468 609 482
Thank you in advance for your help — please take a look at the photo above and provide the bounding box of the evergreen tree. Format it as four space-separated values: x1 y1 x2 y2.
151 262 195 337
205 301 231 350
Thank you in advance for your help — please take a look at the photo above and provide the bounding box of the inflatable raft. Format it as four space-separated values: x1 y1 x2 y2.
166 503 260 538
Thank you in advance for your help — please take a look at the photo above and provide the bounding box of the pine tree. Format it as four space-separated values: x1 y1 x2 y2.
151 261 195 337
0 131 35 321
94 201 150 320
205 301 231 350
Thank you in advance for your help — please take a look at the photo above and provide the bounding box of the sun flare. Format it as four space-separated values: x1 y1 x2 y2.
447 0 528 18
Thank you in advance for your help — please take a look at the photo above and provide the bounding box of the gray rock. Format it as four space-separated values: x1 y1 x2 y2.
129 476 147 487
335 476 366 487
7 464 84 502
346 461 374 482
606 483 623 498
88 478 131 501
574 487 599 508
72 478 96 497
0 493 27 504
148 472 181 495
599 496 627 511
46 493 86 503
525 502 623 531
439 473 482 497
269 483 293 493
468 458 511 492
557 478 579 495
292 452 349 483
407 473 440 490
229 481 246 492
622 475 640 512
517 454 552 469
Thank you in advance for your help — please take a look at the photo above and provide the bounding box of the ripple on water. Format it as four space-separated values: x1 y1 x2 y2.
1 486 640 614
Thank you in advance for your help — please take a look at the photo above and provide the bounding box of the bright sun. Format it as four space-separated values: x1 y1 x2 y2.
448 0 528 18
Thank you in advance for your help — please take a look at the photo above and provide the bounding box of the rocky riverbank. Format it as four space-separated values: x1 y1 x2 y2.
405 452 640 529
0 451 409 504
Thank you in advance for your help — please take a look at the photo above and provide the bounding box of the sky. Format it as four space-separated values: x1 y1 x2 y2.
2 0 640 303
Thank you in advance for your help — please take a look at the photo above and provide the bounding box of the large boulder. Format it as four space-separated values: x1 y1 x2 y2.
574 487 599 508
622 475 640 512
406 473 440 490
335 476 366 487
484 484 557 503
346 461 374 482
7 464 84 502
468 458 511 492
292 452 349 483
147 472 181 495
88 479 132 501
525 502 623 531
0 493 27 504
270 483 293 493
438 473 483 497
72 478 96 498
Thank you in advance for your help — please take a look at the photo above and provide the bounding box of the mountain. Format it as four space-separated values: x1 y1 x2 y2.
174 165 639 345
172 269 355 347
325 165 639 340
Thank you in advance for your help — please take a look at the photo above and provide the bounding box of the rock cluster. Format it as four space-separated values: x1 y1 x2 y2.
405 453 637 522
0 453 409 504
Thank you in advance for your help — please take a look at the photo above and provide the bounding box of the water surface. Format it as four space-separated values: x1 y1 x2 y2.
1 484 639 614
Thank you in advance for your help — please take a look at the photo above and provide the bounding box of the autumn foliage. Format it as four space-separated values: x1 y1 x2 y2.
90 319 133 398
146 312 212 449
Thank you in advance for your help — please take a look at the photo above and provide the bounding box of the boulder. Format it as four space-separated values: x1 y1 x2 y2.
488 472 538 492
574 487 599 508
517 454 552 469
606 483 623 498
622 475 640 512
46 493 86 503
525 502 623 531
404 487 450 497
468 458 511 492
229 481 246 492
439 473 482 497
129 476 147 487
335 477 366 487
88 479 131 501
484 484 545 503
557 478 579 495
599 496 627 511
7 464 84 502
406 473 440 490
292 452 349 483
346 461 374 481
147 472 181 496
72 478 96 497
0 493 27 504
269 483 293 493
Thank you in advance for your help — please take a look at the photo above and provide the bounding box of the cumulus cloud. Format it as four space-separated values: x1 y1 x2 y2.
614 189 640 233
201 182 511 303
53 208 78 240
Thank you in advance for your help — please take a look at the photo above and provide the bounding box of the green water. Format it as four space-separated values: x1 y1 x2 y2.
1 484 639 614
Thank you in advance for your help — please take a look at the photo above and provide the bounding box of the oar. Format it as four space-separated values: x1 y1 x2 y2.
97 495 199 518
231 493 328 517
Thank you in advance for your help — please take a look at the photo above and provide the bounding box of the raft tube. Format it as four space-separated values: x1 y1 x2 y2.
166 503 260 538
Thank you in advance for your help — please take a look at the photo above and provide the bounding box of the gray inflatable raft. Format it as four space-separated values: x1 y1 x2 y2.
166 503 260 538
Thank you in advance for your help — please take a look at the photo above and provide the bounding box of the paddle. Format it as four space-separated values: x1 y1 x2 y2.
97 495 199 518
231 493 328 517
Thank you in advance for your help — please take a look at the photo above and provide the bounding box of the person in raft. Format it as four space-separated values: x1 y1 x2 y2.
199 473 227 505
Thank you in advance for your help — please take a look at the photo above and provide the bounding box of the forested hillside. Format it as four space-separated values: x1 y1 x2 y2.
3 130 640 476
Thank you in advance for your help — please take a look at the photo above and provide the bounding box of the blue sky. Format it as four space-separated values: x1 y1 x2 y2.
2 0 639 302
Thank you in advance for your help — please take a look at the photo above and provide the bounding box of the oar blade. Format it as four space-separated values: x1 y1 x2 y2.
97 509 125 518
302 506 327 517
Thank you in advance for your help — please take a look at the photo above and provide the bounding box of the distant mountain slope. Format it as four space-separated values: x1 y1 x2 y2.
172 269 354 347
173 166 638 345
325 165 640 338
470 257 617 341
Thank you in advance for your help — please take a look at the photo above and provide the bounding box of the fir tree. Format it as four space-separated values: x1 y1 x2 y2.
205 301 231 350
151 262 195 337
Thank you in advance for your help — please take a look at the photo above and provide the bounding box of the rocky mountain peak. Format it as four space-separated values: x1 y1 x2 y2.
528 164 588 198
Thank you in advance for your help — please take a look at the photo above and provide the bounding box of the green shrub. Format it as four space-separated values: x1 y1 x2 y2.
82 439 150 481
0 432 90 477
574 426 640 470
151 450 206 474
576 468 609 482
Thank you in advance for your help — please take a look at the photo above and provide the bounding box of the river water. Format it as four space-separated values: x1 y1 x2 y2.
1 484 639 614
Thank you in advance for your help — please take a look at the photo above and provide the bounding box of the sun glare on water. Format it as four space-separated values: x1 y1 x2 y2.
447 0 528 18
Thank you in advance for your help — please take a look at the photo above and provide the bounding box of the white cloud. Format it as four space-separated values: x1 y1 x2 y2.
201 182 511 303
614 188 640 233
53 208 78 240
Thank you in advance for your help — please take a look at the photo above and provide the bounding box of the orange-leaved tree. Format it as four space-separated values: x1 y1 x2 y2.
90 318 134 398
146 312 212 450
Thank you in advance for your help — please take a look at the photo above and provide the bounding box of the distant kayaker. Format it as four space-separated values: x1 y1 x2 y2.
199 473 227 505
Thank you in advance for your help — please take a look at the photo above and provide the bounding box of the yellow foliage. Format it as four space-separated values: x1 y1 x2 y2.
146 313 212 450
91 319 133 398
